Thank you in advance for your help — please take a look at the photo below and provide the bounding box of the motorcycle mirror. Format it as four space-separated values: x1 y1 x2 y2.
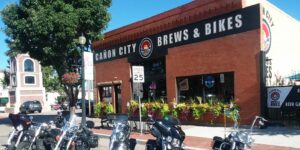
86 120 95 129
259 119 264 126
49 120 54 125
29 116 33 121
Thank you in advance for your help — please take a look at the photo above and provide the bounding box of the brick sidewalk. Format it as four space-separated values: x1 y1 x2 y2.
92 128 300 150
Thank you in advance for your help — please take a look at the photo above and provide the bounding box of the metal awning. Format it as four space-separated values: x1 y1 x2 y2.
287 73 300 80
97 80 122 86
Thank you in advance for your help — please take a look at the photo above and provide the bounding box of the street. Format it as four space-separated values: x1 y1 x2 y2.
0 110 144 150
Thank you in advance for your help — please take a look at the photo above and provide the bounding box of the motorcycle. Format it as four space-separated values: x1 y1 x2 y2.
211 111 268 150
146 115 185 150
108 114 131 150
54 115 98 150
4 113 33 150
55 111 66 128
15 121 54 150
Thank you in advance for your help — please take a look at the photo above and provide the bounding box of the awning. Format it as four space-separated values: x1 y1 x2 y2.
287 73 300 80
97 80 122 86
0 97 9 105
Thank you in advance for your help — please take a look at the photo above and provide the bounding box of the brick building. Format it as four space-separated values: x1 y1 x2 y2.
92 0 300 124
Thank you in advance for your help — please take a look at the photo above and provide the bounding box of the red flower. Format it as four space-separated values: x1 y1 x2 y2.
62 72 80 85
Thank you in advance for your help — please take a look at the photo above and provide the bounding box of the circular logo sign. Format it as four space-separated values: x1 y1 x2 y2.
262 19 271 53
139 38 153 58
271 91 280 101
205 76 215 88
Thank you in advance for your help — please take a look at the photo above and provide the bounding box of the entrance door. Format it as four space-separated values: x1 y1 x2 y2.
114 85 122 113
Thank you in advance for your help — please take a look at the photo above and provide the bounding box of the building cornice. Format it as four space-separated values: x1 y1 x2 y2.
93 0 243 50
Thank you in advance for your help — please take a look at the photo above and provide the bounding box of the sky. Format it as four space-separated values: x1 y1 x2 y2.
0 0 299 70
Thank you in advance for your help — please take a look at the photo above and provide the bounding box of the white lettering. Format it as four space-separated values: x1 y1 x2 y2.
205 23 211 35
193 28 200 38
213 21 217 34
218 19 226 32
107 50 111 58
103 50 107 59
183 29 189 40
174 31 182 43
227 16 233 30
132 43 136 52
235 14 242 28
112 49 116 57
119 47 123 56
127 44 131 53
157 37 162 47
169 33 173 44
95 53 99 61
163 35 168 45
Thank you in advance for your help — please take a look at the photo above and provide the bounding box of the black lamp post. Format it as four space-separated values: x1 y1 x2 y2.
79 34 87 127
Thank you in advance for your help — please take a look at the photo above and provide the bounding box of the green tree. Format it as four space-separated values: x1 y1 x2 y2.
1 0 111 115
0 69 10 88
42 66 64 93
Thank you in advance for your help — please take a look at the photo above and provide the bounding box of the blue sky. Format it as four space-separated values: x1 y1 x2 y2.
0 0 299 70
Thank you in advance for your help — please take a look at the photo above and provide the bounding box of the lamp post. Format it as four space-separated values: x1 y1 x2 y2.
79 34 87 127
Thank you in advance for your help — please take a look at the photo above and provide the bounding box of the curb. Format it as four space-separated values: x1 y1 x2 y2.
94 133 206 150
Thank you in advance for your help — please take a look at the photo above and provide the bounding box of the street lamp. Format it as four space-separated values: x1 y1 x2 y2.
79 34 87 127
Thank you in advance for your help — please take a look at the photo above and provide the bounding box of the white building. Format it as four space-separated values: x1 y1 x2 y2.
8 54 48 113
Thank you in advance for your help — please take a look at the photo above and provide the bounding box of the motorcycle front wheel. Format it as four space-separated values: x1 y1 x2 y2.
16 142 31 150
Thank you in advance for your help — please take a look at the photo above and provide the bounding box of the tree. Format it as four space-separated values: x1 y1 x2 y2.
0 69 10 88
42 66 64 93
1 0 111 116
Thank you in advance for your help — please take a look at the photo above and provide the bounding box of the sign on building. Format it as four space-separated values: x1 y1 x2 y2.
132 66 144 83
267 86 300 108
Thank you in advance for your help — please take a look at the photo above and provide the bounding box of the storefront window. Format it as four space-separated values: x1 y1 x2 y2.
131 57 167 101
177 72 234 103
100 86 112 103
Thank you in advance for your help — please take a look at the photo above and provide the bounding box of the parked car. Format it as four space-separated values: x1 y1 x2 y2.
19 100 42 114
51 103 61 110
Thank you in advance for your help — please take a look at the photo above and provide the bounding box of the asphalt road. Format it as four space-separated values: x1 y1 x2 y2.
0 110 144 150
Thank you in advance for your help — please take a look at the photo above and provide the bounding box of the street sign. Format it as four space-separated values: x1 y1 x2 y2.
132 66 144 83
83 51 94 80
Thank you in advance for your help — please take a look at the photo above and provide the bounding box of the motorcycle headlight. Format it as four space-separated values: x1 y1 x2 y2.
17 125 23 131
171 138 181 147
166 136 172 143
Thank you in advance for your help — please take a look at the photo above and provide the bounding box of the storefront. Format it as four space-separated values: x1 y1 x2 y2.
93 0 300 124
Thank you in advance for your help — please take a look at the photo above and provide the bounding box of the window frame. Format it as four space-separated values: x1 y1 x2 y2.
23 59 35 72
24 75 36 85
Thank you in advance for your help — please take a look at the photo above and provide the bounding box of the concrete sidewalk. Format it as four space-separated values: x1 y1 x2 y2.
182 125 300 149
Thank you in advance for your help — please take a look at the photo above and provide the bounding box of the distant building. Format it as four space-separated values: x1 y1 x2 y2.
8 54 47 113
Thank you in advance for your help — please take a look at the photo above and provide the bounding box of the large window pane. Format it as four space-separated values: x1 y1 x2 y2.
24 59 34 72
177 72 234 103
25 76 35 84
131 57 166 101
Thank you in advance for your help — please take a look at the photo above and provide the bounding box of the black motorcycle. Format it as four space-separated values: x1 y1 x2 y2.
4 113 34 150
53 115 98 150
211 115 268 150
15 121 54 150
146 115 185 150
108 114 131 150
